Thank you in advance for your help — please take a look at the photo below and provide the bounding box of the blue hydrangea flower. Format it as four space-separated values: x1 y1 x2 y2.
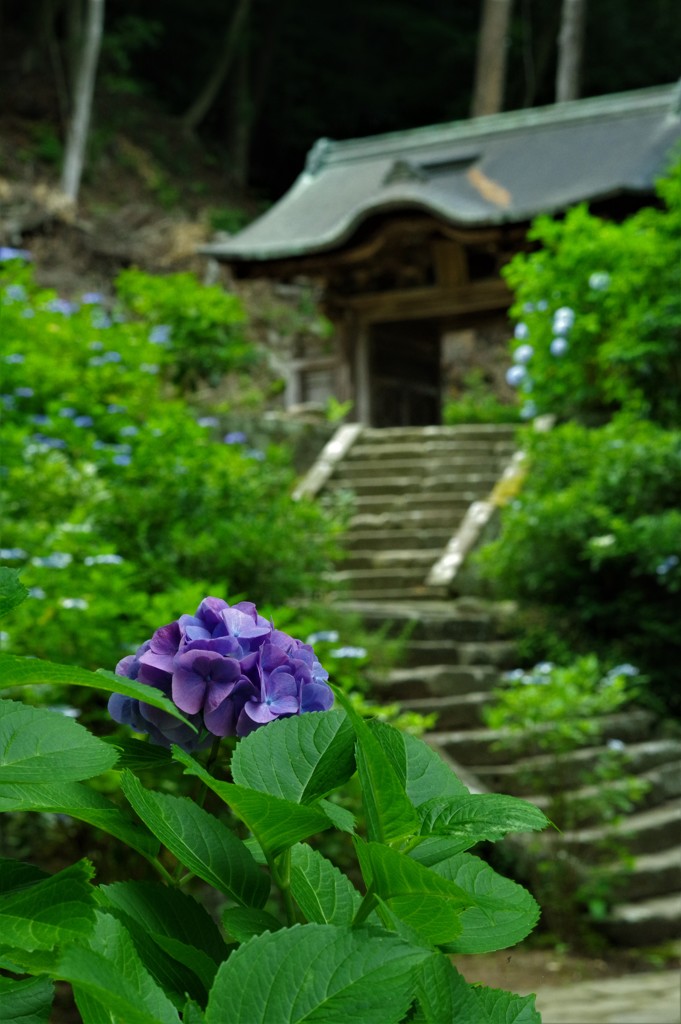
505 365 527 388
513 344 534 364
550 337 569 357
108 596 334 748
0 246 31 262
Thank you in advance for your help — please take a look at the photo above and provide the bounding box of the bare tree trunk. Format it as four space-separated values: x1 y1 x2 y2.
181 0 251 135
556 0 586 102
471 0 514 117
225 47 252 191
60 0 104 204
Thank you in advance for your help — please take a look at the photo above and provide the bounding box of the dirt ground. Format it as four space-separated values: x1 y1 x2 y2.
454 941 681 993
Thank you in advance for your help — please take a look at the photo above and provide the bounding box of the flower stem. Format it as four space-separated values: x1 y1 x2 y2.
272 850 298 926
352 886 377 927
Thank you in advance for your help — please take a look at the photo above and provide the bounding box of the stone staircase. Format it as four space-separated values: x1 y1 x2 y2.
320 424 517 601
302 423 681 948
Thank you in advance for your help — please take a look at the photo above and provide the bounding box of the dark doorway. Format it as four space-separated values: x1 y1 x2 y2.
369 321 441 427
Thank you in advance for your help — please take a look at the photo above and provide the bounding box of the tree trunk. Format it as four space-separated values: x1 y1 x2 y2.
60 0 104 204
181 0 251 135
555 0 586 102
225 46 252 191
471 0 514 117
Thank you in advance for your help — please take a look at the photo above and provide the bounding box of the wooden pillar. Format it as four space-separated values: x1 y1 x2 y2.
355 321 372 425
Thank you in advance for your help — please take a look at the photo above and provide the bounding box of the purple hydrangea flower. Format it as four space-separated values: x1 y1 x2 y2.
108 596 334 749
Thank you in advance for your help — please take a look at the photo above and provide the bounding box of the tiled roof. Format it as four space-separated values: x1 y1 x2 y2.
203 82 681 262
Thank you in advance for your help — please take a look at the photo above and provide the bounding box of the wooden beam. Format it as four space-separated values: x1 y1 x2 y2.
341 279 511 323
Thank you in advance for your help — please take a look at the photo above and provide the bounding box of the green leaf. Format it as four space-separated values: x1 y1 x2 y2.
0 861 95 953
58 911 181 1024
222 907 283 942
99 881 229 989
0 567 28 619
231 709 355 804
102 736 173 772
401 732 470 806
205 924 429 1024
410 843 541 953
0 698 118 783
0 858 48 895
418 793 550 849
0 975 54 1023
331 686 419 844
289 844 362 925
0 655 193 730
415 953 540 1023
0 781 159 858
317 798 355 833
182 1000 207 1024
172 747 333 859
120 770 269 907
355 841 472 947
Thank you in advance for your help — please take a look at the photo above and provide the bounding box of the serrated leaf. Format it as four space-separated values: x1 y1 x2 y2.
231 709 355 804
415 954 541 1023
368 722 469 808
410 843 541 953
401 732 470 806
58 911 180 1024
418 793 549 849
0 698 118 783
172 747 333 859
120 771 269 907
0 781 159 858
222 906 283 942
317 798 355 833
0 861 95 953
289 844 362 925
0 655 193 729
0 974 54 1023
205 924 429 1024
355 841 472 947
0 567 28 619
332 686 419 844
99 881 228 989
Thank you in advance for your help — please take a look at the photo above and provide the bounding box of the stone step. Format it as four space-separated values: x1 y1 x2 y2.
344 490 487 511
524 759 681 827
333 456 508 479
560 798 681 858
348 439 516 459
343 528 455 552
333 600 500 641
394 691 492 730
598 891 681 945
371 663 501 698
338 548 445 571
325 472 500 496
470 739 681 794
429 710 657 767
328 567 434 592
348 508 470 531
596 846 681 903
356 425 518 445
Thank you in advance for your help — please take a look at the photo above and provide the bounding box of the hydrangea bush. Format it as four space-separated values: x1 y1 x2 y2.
0 258 341 672
0 572 547 1022
502 160 681 426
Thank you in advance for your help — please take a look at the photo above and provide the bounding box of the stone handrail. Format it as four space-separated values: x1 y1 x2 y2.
292 422 363 501
426 415 555 594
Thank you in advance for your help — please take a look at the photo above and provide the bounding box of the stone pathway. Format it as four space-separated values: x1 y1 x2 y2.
532 970 680 1023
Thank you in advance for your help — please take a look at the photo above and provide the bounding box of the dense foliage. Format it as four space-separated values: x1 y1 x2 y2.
477 163 681 718
503 160 681 426
0 259 341 673
478 418 681 714
0 577 547 1022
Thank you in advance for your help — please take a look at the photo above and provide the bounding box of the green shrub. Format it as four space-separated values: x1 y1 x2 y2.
443 369 520 425
502 159 681 426
115 268 254 389
0 261 341 673
476 417 681 714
